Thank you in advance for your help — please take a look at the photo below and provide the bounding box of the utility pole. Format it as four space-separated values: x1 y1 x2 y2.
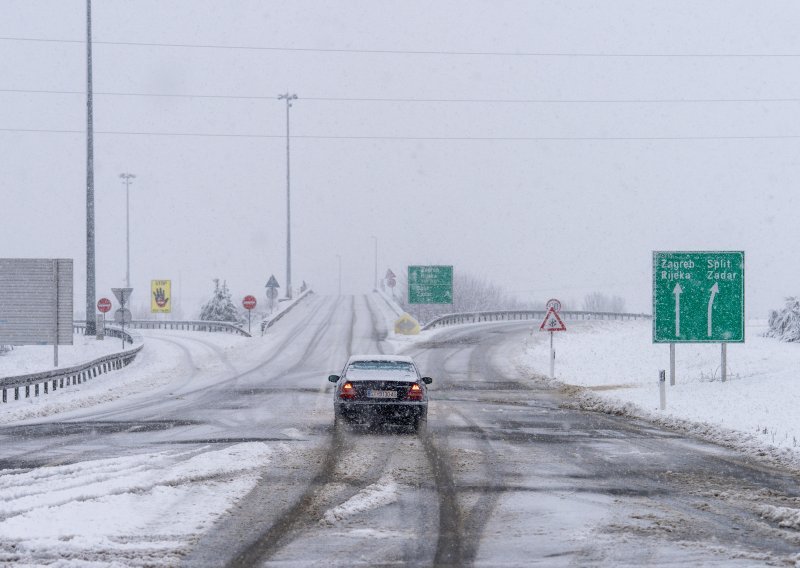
85 0 96 335
119 173 135 288
372 236 378 291
278 92 298 300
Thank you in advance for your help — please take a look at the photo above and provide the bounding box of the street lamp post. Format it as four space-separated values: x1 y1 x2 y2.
278 92 298 300
119 173 135 288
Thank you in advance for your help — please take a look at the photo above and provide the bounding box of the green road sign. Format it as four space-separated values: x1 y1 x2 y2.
408 265 453 304
653 251 744 343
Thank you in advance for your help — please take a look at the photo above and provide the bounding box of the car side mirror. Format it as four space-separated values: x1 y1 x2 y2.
328 374 340 383
421 377 433 385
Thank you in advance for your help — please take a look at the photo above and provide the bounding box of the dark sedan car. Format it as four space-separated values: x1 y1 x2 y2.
328 355 433 431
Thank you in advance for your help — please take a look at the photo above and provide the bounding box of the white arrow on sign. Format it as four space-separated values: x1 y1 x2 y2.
673 283 683 337
707 282 719 337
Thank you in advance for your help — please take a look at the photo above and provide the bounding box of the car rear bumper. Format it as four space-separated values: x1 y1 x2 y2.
335 400 427 422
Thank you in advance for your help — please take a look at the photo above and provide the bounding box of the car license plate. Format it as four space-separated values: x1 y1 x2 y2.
367 389 397 399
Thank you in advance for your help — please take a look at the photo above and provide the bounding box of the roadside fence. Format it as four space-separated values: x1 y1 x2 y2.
1 334 143 404
74 320 250 337
261 289 314 333
422 309 652 330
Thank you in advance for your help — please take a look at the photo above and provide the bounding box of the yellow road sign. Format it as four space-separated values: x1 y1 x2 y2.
151 279 171 313
394 313 420 335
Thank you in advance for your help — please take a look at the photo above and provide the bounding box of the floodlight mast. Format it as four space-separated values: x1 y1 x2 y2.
85 0 96 335
278 92 298 300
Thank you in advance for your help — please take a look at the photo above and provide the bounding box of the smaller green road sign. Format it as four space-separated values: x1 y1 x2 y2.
653 251 744 343
408 265 453 304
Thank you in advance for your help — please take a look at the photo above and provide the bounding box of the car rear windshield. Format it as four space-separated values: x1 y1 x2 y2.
348 360 415 372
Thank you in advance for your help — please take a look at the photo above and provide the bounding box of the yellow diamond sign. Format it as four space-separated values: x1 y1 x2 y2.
394 313 420 335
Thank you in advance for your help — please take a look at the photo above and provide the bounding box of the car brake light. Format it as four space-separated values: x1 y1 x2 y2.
340 382 355 399
407 383 424 401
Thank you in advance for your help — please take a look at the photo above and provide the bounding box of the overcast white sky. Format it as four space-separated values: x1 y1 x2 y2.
2 1 800 317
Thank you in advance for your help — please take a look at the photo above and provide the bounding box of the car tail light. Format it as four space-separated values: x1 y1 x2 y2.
407 383 424 401
339 382 356 399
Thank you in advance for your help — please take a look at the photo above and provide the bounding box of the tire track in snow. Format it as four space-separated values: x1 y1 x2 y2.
404 323 512 567
217 296 405 567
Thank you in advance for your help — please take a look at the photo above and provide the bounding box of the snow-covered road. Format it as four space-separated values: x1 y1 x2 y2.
1 297 800 566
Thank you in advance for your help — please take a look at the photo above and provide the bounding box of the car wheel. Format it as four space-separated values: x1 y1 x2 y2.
334 409 347 431
412 413 427 433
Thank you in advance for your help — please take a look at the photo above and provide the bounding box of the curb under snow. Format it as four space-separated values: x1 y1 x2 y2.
522 366 800 476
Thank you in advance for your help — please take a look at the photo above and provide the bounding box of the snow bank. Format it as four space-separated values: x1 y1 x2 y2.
0 335 123 379
0 443 273 566
516 319 800 468
759 504 800 530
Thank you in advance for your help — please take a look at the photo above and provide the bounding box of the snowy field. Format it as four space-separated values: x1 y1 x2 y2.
0 335 124 378
513 319 800 470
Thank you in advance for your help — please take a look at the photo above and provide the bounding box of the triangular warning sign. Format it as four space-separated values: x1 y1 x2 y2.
539 307 567 332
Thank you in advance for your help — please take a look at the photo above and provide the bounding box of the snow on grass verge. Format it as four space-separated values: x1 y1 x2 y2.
0 442 274 566
516 319 800 471
0 334 123 378
0 330 224 424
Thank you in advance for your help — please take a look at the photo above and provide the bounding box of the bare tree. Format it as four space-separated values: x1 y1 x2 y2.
582 292 609 312
582 292 626 313
609 295 626 313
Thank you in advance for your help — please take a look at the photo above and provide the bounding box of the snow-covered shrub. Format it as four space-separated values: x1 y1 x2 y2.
766 297 800 342
199 279 240 323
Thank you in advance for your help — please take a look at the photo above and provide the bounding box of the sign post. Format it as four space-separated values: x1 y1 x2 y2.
97 297 111 341
111 287 133 350
385 269 396 297
653 251 744 384
242 295 257 334
265 275 280 313
539 302 567 379
96 314 105 340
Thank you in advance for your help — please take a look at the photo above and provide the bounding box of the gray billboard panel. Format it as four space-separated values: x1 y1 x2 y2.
0 259 73 346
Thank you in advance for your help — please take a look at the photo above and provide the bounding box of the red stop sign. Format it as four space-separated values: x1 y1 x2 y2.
97 298 112 313
242 295 257 310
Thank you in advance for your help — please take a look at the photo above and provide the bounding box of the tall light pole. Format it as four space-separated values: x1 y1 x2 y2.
85 0 96 335
119 173 135 288
336 254 342 296
278 92 298 299
371 236 378 291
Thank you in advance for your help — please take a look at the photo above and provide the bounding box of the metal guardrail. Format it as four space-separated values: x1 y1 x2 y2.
73 322 138 344
261 289 315 333
0 342 143 403
127 320 250 336
75 319 250 337
421 309 652 330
